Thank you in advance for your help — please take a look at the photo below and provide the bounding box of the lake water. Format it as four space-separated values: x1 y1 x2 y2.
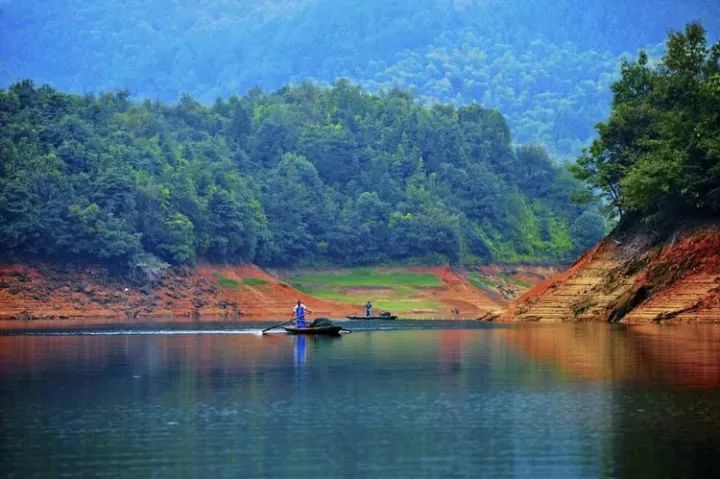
2 321 720 478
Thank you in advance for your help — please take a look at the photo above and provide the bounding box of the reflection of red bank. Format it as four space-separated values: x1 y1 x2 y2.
500 323 720 389
628 325 720 389
0 334 292 375
437 330 473 373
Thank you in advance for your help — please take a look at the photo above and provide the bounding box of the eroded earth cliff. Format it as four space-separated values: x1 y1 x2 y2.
505 224 720 322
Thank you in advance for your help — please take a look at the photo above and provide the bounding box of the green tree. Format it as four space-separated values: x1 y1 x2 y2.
573 22 720 225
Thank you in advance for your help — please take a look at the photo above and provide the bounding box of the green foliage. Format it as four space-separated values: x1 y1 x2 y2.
370 298 442 312
213 272 242 290
573 23 720 226
213 272 267 289
571 211 608 253
242 277 268 286
156 212 195 264
499 273 532 289
0 80 602 267
467 272 496 289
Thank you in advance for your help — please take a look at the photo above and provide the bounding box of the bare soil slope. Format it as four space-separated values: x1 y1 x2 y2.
505 224 720 323
0 263 352 321
0 263 550 322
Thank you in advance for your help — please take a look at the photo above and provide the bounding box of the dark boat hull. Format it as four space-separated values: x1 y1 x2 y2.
284 325 343 335
345 315 397 320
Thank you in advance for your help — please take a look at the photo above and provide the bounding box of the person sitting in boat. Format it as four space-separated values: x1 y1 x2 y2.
292 300 312 328
364 300 373 318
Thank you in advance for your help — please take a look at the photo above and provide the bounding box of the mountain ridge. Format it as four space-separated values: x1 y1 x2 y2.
3 0 717 157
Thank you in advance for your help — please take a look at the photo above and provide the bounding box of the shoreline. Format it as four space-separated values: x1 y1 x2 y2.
1 263 536 324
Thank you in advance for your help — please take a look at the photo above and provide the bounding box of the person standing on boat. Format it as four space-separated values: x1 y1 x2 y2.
364 300 373 318
292 300 311 328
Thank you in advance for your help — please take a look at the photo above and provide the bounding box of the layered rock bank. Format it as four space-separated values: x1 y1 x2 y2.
505 224 720 322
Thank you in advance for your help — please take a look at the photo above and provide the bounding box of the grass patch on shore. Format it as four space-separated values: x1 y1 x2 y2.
242 277 268 286
291 286 358 304
213 272 241 289
499 273 531 289
288 268 444 314
372 299 442 311
213 272 268 289
467 272 497 289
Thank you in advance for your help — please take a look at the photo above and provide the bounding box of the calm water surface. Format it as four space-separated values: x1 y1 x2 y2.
1 321 720 478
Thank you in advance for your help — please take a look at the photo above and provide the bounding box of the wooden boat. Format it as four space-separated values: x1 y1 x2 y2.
345 314 397 320
284 325 344 335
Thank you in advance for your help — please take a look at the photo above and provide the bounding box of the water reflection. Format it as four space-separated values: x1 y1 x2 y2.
500 323 720 479
499 323 720 388
0 324 719 477
294 335 307 367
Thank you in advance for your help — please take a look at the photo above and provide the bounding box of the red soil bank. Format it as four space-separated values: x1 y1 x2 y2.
0 263 546 323
0 263 351 322
505 224 720 323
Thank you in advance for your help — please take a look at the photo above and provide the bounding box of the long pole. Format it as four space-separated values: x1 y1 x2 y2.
262 319 293 333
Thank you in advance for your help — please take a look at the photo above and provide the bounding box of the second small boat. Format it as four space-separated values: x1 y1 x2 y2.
346 313 397 320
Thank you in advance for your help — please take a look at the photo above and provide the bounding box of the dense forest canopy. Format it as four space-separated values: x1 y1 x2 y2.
0 81 604 269
572 23 720 229
1 0 717 159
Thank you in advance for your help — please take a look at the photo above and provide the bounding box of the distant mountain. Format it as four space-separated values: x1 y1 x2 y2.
1 0 717 158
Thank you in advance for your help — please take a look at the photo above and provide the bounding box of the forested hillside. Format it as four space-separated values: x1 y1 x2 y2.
0 81 604 269
1 0 717 158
